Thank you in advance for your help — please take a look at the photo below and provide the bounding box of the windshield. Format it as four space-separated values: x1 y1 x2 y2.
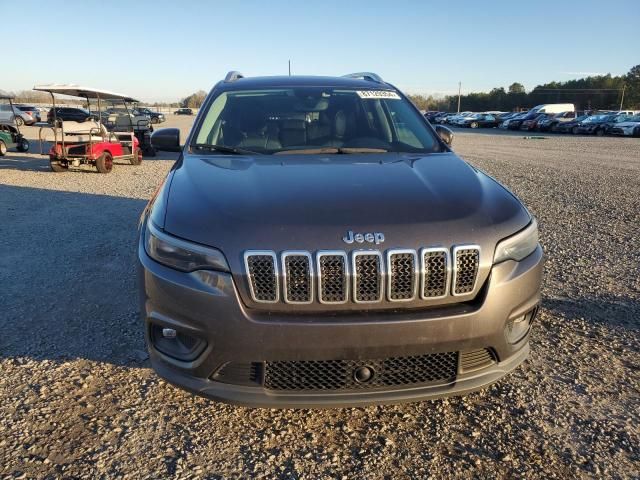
193 87 440 154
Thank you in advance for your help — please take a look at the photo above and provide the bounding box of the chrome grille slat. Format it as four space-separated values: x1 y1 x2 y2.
421 248 450 299
282 251 313 304
387 249 417 301
317 251 348 304
453 246 480 296
244 251 279 303
352 251 383 303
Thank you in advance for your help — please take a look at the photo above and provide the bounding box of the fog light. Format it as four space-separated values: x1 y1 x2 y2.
505 307 538 344
151 324 206 361
162 328 177 338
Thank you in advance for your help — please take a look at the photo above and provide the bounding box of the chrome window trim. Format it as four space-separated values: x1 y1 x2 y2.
316 250 349 305
352 250 384 304
281 251 314 304
244 250 279 303
386 248 418 302
451 245 481 297
420 247 451 300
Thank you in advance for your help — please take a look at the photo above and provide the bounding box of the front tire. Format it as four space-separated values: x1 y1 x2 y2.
14 116 24 127
95 151 113 173
49 155 68 172
16 138 30 152
0 140 7 156
572 126 579 134
470 122 479 129
129 147 143 165
595 128 604 137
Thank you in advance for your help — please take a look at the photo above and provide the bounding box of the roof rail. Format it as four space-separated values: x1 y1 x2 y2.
224 71 244 83
342 72 384 83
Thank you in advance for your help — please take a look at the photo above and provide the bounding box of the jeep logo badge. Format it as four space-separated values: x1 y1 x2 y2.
342 230 385 245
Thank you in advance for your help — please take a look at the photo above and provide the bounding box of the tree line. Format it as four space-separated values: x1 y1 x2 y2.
9 65 639 112
408 64 640 112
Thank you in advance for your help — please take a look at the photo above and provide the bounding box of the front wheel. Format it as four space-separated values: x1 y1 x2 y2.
0 140 7 156
572 126 579 134
151 117 159 124
95 151 113 173
470 122 479 129
14 116 24 127
595 128 605 137
129 147 143 165
49 155 69 172
16 138 30 152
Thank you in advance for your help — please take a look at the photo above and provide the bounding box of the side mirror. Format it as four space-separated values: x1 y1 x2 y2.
151 128 181 152
435 125 454 146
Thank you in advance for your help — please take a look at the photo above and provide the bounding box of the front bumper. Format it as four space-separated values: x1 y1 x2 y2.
138 241 543 408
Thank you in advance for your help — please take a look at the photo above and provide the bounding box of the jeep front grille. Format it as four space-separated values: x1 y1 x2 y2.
453 246 480 295
263 351 459 391
282 252 313 304
244 246 480 305
353 252 383 303
317 252 348 304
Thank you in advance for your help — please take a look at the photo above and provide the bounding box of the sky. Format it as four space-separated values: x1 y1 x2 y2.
3 0 638 102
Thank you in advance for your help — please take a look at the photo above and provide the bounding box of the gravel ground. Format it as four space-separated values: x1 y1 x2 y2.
1 121 638 479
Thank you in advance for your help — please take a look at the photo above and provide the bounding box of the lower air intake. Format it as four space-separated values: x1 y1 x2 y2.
263 351 458 391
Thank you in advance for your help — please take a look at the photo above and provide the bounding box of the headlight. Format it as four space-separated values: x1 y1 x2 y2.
493 219 539 264
144 220 229 272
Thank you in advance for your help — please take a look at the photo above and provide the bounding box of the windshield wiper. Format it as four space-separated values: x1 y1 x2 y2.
192 144 261 155
337 147 388 154
274 147 388 155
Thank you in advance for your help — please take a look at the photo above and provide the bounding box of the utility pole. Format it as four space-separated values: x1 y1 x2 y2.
457 82 461 113
288 60 291 76
619 84 626 111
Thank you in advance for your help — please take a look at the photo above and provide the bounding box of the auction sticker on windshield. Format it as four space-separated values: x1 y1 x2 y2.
356 90 401 100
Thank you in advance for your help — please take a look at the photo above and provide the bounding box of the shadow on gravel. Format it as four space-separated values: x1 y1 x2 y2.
542 295 639 330
0 184 149 367
0 154 51 172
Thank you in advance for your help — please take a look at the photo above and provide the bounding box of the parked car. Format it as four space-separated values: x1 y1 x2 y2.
174 108 193 115
537 111 580 132
137 107 166 124
451 112 475 126
520 113 551 131
503 112 530 130
0 104 38 126
602 114 635 134
555 115 589 134
574 114 618 136
47 107 93 123
608 115 640 137
14 104 41 124
459 113 501 128
144 71 542 407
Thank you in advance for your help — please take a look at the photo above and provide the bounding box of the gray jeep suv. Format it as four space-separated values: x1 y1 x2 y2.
138 71 543 407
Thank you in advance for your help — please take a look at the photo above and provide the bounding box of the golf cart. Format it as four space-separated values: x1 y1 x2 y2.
0 89 30 156
34 85 143 173
104 102 156 157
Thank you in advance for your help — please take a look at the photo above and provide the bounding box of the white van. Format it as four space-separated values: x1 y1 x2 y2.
530 103 575 114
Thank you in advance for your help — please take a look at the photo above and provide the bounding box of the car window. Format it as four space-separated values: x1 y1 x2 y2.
193 87 440 154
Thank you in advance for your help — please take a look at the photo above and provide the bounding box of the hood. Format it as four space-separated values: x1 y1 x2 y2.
161 152 531 273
